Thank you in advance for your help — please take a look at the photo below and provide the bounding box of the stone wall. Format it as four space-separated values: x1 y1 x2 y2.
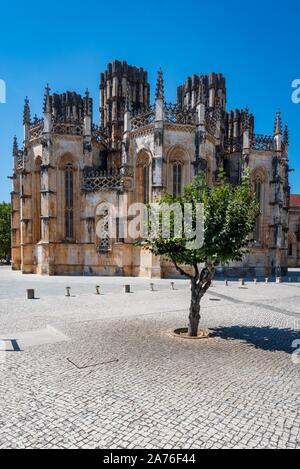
288 195 300 267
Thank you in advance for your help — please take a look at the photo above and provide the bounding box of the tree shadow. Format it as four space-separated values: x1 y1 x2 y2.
211 325 300 353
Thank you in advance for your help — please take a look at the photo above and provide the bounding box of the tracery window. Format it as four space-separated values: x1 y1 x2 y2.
143 164 149 204
65 163 74 241
136 152 151 205
173 162 182 198
96 208 110 252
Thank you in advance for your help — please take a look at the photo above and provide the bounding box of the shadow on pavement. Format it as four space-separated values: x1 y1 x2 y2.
211 325 300 353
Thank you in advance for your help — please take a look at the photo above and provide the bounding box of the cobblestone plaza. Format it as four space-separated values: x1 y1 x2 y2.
0 266 300 449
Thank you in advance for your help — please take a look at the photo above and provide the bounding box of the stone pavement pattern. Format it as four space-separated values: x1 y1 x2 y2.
0 266 300 449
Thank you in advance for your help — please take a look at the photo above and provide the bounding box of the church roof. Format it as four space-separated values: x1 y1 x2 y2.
290 194 300 207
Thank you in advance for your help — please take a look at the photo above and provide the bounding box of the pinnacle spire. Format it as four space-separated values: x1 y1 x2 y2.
83 88 92 116
45 83 51 95
243 107 250 131
13 135 18 157
155 68 164 101
274 111 282 135
23 97 31 125
283 123 289 145
125 84 131 112
43 84 51 113
197 78 206 104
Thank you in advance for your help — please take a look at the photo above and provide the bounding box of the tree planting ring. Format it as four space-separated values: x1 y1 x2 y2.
171 327 211 339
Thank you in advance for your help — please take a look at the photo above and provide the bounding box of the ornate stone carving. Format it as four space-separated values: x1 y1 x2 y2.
81 167 133 192
164 103 196 125
251 134 274 151
30 123 43 140
52 122 83 136
131 105 155 130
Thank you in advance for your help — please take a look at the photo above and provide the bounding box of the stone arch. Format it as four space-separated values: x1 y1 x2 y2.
252 166 268 185
252 166 268 210
57 152 78 170
166 144 191 162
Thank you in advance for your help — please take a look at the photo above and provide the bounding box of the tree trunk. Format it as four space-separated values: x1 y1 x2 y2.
172 261 214 337
188 281 202 336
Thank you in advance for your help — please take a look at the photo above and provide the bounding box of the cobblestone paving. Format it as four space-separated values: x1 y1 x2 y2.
0 266 300 449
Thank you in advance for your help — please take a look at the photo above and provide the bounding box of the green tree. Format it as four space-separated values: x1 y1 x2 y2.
141 171 259 336
0 202 11 264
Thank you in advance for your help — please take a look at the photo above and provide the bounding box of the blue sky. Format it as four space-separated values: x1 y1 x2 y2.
0 0 299 201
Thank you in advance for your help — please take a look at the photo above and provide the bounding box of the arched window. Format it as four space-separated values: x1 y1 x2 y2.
65 163 74 241
255 178 262 206
97 209 109 252
173 162 182 197
143 164 149 204
136 152 151 204
167 146 190 194
95 205 111 252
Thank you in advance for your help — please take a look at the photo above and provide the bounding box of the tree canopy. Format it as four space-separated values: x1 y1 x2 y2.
142 170 259 276
0 202 11 263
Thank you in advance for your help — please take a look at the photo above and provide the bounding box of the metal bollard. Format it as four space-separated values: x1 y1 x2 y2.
26 289 35 300
150 283 155 292
124 284 131 293
276 277 282 284
170 282 175 290
239 279 245 286
95 285 100 295
253 279 257 284
265 278 269 284
65 287 71 297
225 280 229 286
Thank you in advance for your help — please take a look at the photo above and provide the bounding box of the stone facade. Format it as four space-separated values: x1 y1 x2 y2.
11 60 299 277
288 195 300 268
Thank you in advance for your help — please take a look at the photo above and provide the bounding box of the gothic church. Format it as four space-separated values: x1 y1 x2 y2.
11 60 300 277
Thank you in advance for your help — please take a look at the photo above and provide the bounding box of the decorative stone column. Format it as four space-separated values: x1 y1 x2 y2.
38 85 56 275
152 68 164 200
83 89 93 167
11 136 21 270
